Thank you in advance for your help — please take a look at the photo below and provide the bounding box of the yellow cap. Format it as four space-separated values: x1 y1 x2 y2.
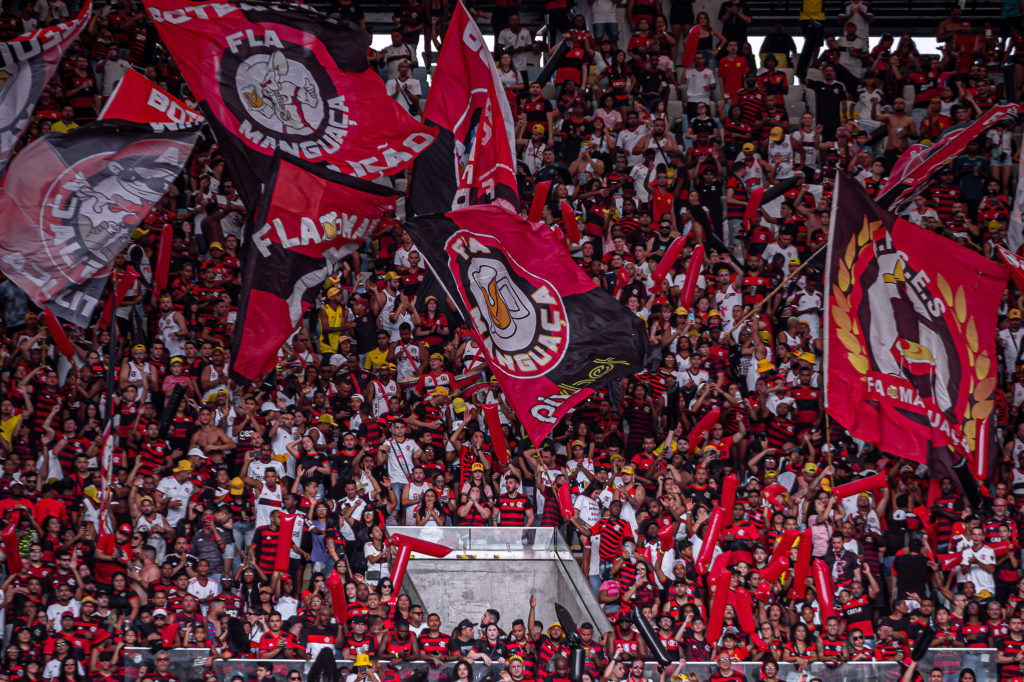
756 359 775 373
1010 309 1022 320
770 126 784 141
229 478 245 495
742 143 755 153
173 460 194 473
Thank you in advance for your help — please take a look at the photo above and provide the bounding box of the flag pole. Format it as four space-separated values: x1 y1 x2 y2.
723 243 828 336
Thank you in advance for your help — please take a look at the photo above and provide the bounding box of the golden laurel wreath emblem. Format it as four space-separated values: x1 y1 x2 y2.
830 217 995 451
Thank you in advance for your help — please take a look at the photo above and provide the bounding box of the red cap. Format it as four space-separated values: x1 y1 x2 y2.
118 523 132 534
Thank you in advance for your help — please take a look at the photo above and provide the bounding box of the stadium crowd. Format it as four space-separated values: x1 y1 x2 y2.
0 0 1022 681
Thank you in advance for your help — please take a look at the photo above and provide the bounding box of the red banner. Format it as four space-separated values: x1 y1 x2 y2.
231 159 398 383
143 0 435 206
100 69 202 125
405 206 647 444
825 174 1006 464
408 1 519 214
997 245 1024 293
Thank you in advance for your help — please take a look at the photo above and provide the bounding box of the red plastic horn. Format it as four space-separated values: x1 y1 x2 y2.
529 181 552 222
696 507 726 574
154 223 173 290
832 471 888 500
678 243 705 306
42 308 75 357
390 534 454 590
681 24 701 68
789 529 813 598
326 569 348 624
650 237 687 294
482 404 509 466
812 558 836 621
720 473 739 514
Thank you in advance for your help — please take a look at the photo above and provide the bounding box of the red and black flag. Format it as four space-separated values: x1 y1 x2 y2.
406 206 647 444
99 68 202 125
825 173 1005 465
0 1 91 176
230 157 399 383
0 120 198 327
407 2 519 216
143 0 435 206
876 103 1020 213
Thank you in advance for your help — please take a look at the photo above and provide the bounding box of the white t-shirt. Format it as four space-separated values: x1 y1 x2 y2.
497 27 533 72
959 545 996 594
156 476 194 526
387 76 422 117
685 67 716 104
383 437 419 485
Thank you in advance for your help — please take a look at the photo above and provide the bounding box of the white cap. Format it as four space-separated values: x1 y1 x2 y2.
187 447 207 459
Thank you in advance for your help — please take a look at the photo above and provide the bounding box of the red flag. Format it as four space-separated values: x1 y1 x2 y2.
878 105 1020 213
407 1 519 214
681 24 701 68
529 181 552 223
825 174 1006 464
274 513 297 572
560 202 580 243
99 68 202 125
0 523 22 574
154 223 173 291
42 307 75 357
650 237 687 294
0 121 197 329
326 569 347 623
230 160 398 384
0 2 91 175
482 403 509 466
144 0 435 207
406 206 647 445
997 245 1024 293
678 243 705 307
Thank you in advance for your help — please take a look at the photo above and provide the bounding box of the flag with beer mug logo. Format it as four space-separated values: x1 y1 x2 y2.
824 173 1006 464
406 206 647 444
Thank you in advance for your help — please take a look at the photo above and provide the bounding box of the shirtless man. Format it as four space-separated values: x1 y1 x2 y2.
871 97 916 172
189 406 235 457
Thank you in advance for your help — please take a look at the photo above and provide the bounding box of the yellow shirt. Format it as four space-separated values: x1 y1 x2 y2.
318 303 345 354
364 347 390 371
800 0 824 21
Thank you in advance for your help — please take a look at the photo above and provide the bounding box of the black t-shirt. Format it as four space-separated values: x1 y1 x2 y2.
892 553 930 598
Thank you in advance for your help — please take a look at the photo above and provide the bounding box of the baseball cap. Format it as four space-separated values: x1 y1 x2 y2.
173 460 194 473
531 124 545 133
153 608 169 618
384 271 400 281
470 462 484 472
188 447 207 459
769 126 784 142
621 465 636 474
326 286 341 298
742 142 755 153
452 397 466 413
118 523 132 534
208 241 224 252
803 463 818 474
229 477 245 496
1011 309 1022 320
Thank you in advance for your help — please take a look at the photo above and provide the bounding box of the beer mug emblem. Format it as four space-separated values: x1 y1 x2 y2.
467 260 536 349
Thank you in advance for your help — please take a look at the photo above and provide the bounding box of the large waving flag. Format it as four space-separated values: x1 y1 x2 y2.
406 206 647 444
876 104 1020 214
408 1 519 215
230 157 399 383
143 0 435 206
825 173 1006 464
0 120 199 327
0 1 91 176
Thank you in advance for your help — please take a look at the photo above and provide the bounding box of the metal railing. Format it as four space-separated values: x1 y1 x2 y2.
125 647 1000 682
